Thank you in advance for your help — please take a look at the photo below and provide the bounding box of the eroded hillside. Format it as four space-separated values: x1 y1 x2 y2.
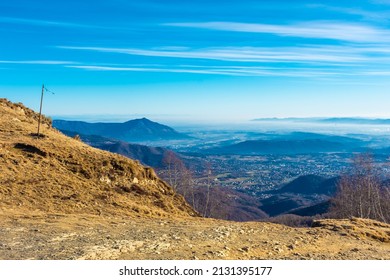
0 98 389 260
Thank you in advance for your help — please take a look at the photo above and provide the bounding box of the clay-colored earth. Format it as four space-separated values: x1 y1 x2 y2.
1 209 389 260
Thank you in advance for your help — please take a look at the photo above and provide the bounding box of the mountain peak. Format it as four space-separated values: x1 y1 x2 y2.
126 117 150 123
53 117 189 142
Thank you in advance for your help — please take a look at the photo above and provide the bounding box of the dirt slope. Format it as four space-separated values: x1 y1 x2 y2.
0 98 389 260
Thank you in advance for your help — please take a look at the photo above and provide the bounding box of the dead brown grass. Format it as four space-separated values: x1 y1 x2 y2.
312 218 390 242
0 98 197 218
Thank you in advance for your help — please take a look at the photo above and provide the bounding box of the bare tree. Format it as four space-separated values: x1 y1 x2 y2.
331 154 390 223
162 151 183 191
161 151 196 208
160 155 229 219
202 162 213 217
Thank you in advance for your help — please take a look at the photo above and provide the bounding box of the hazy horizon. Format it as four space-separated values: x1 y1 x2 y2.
51 114 390 122
50 114 390 137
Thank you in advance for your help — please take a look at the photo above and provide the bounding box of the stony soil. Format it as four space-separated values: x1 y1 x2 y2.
1 209 389 260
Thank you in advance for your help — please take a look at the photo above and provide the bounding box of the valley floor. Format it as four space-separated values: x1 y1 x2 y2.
0 209 389 260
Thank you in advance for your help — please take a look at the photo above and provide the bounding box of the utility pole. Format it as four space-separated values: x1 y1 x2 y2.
37 84 45 137
36 84 55 137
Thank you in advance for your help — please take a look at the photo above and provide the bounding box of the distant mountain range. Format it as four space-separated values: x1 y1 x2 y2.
319 118 390 124
204 132 364 155
53 118 190 142
59 130 177 168
252 117 390 125
274 132 361 143
207 139 359 155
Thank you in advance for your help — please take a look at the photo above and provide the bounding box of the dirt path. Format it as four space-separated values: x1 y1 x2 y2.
1 209 389 260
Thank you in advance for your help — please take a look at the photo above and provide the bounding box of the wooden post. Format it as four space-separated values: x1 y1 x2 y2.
37 84 44 137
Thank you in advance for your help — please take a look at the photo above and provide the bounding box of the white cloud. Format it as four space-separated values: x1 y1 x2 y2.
67 65 246 76
307 4 390 23
59 45 368 64
59 40 390 78
165 21 390 43
66 64 353 78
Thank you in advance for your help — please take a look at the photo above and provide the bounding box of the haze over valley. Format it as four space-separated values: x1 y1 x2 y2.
53 116 390 221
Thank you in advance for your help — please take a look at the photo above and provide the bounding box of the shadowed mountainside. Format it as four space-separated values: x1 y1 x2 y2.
59 130 176 168
274 175 339 196
258 175 339 217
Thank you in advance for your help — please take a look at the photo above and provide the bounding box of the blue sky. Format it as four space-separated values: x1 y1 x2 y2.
2 0 390 123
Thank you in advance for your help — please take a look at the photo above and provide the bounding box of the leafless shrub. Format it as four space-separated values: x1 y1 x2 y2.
330 154 390 223
160 154 222 218
265 214 317 228
161 151 196 207
162 151 184 191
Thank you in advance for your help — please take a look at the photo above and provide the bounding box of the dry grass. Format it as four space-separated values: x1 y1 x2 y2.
0 98 197 218
312 218 390 242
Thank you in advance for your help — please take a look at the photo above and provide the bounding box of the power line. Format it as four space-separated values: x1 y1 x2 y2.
44 86 56 95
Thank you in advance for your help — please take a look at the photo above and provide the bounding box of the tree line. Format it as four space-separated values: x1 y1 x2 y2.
160 151 390 224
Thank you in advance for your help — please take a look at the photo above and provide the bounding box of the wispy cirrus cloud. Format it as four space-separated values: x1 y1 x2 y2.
59 45 370 64
69 63 390 79
67 65 242 76
66 64 346 78
60 43 390 78
164 21 390 43
307 4 390 23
